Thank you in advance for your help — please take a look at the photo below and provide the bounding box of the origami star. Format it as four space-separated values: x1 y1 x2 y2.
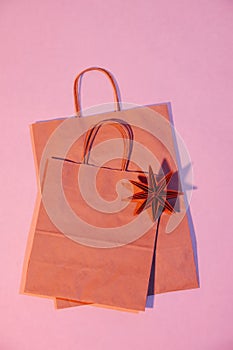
129 165 183 222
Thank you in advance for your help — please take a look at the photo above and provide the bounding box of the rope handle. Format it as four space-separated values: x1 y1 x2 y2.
73 67 121 116
83 118 134 171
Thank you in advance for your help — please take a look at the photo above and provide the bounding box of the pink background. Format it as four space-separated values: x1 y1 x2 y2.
1 0 233 349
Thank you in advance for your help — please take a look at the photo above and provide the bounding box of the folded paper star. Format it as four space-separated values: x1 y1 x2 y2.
128 165 183 222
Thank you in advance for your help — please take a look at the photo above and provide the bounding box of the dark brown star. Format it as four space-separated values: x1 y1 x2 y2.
129 165 183 222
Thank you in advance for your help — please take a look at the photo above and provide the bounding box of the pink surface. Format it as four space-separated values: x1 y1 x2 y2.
0 1 232 349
